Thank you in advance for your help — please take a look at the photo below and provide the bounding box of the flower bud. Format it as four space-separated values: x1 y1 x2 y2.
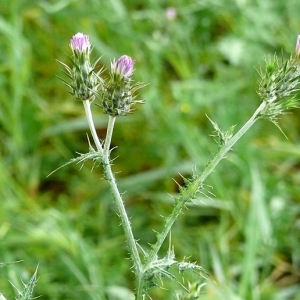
257 54 300 124
258 56 298 103
59 33 101 101
99 55 145 116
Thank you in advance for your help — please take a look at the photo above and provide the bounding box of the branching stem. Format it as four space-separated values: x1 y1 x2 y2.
84 96 268 300
83 101 143 284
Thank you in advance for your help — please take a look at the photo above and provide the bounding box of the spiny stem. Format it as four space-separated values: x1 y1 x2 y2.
143 101 267 269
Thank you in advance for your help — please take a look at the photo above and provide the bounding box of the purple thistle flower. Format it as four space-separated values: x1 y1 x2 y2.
114 55 135 78
60 32 101 101
101 54 145 116
70 32 91 53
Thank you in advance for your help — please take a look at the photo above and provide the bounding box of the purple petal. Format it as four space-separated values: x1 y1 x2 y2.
70 32 91 52
115 55 135 77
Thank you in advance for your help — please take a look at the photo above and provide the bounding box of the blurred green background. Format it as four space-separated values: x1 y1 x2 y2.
0 0 300 299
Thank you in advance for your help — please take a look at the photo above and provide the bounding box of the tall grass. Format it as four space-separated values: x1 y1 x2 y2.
0 0 300 299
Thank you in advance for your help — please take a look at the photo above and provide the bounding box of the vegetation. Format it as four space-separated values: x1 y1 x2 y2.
0 0 300 299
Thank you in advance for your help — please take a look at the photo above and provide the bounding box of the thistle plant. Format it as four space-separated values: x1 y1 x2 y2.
53 33 300 299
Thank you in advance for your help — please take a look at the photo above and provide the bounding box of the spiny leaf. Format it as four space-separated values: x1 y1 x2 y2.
178 261 213 282
47 149 102 177
0 261 23 268
11 265 39 300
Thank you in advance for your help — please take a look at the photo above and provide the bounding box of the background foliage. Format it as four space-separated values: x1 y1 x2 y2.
0 0 300 299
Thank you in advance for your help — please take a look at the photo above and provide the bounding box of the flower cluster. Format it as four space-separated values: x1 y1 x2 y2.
59 32 145 116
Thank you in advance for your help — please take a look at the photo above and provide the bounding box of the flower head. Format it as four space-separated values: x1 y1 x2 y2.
70 32 91 53
58 33 102 101
99 55 146 116
112 55 135 78
257 54 300 125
